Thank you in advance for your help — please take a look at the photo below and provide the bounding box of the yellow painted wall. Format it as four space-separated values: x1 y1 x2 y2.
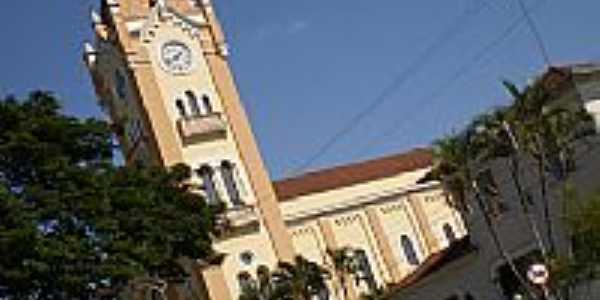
279 167 468 288
139 18 258 207
213 230 279 299
329 211 390 291
376 200 428 275
280 168 431 221
415 190 468 249
290 222 330 265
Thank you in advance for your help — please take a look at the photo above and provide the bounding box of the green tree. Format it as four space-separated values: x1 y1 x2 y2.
468 107 549 259
327 247 359 300
0 92 216 299
551 188 600 299
501 79 594 254
359 286 387 300
238 256 330 300
433 76 595 300
430 132 537 299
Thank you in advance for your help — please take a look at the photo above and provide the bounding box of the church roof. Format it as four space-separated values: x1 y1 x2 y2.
273 148 433 201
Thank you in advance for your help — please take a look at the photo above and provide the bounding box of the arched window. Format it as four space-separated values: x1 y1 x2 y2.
198 165 219 204
202 94 213 114
185 91 201 116
237 272 255 294
175 99 187 118
401 235 420 266
354 249 376 291
256 265 270 285
443 223 457 244
221 161 242 206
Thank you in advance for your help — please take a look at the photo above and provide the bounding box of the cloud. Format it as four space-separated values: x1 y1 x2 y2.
254 19 310 41
287 20 309 34
255 26 276 40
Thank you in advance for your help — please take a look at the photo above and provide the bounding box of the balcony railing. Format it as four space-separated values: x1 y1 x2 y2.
224 204 259 228
212 204 260 240
177 113 226 141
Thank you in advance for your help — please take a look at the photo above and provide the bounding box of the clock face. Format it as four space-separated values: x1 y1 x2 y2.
160 41 193 74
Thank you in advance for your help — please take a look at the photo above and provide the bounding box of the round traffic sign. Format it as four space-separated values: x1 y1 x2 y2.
527 263 549 286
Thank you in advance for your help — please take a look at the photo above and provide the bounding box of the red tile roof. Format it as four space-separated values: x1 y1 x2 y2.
273 148 433 201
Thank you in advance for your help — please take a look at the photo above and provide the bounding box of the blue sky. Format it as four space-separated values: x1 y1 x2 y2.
0 0 599 179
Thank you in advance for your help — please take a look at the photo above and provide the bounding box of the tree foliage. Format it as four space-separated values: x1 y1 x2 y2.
429 71 596 300
0 92 216 299
551 188 600 295
238 256 330 300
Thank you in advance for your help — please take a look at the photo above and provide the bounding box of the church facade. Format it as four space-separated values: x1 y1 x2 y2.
83 1 466 299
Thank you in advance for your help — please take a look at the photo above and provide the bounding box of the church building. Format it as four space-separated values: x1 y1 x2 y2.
83 1 467 299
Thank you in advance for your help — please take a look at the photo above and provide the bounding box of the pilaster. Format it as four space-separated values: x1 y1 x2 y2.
196 265 233 300
365 208 403 283
198 2 295 262
407 196 440 254
127 46 185 166
317 219 360 300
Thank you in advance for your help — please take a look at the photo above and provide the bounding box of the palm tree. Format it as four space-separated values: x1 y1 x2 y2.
359 287 386 300
280 256 331 300
469 107 549 259
503 80 558 256
502 79 596 254
431 133 538 299
327 247 359 300
237 265 274 300
238 256 330 300
256 265 275 299
542 187 600 300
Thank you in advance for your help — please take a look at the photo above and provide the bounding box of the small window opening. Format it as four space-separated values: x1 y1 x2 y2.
202 95 213 114
401 235 420 266
185 91 201 116
237 272 255 294
221 161 242 206
443 223 457 244
175 99 187 118
198 165 219 204
354 249 377 292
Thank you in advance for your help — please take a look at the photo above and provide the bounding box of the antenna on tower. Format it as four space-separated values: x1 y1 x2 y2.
91 9 102 25
83 42 98 68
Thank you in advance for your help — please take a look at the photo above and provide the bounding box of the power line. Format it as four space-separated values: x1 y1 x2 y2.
478 0 511 14
357 0 549 157
287 1 489 176
513 0 552 65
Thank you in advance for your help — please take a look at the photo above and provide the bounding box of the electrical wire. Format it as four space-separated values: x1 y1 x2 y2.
287 1 489 176
513 0 552 65
356 0 549 157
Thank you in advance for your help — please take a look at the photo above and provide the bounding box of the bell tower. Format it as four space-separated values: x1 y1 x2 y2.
84 0 294 298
